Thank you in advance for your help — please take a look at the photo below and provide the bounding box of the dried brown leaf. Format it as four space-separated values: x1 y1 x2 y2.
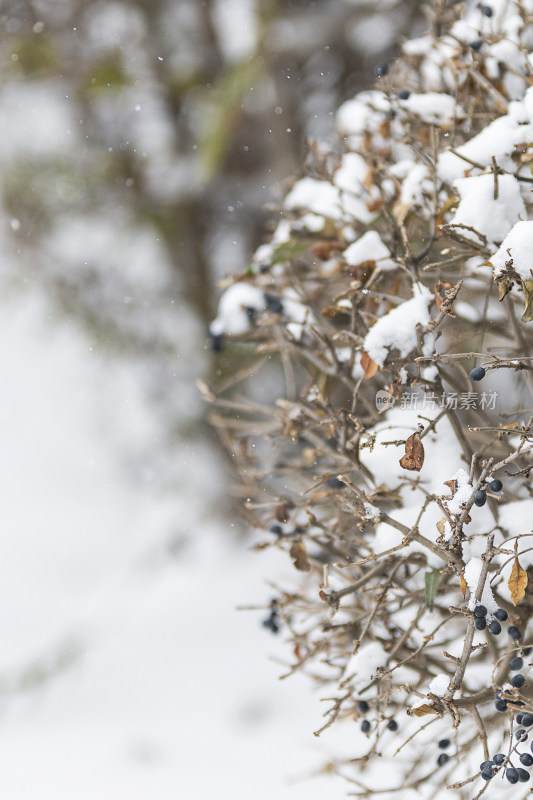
410 704 438 717
361 351 379 380
399 433 424 471
521 279 533 323
290 541 311 572
508 556 528 606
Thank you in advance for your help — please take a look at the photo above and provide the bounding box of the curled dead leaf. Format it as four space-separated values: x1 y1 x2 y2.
311 240 346 260
520 279 533 323
496 276 513 301
290 541 311 572
434 280 454 313
508 556 528 606
410 704 438 717
361 351 379 380
399 433 424 471
444 479 457 496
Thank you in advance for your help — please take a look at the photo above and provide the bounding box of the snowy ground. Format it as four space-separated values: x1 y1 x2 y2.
0 286 346 798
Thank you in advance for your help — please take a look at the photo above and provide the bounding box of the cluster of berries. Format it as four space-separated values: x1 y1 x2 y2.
480 753 530 784
358 701 398 734
437 738 451 767
473 605 513 635
473 477 503 507
262 600 281 634
480 711 533 784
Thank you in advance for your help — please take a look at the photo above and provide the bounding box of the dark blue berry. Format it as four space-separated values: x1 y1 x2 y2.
517 713 525 724
475 618 486 630
264 294 284 314
469 40 483 51
397 89 410 100
361 720 371 733
495 699 508 711
358 701 369 713
208 331 223 352
512 674 526 688
518 768 531 782
375 62 389 77
507 768 519 784
524 647 532 655
495 608 508 621
493 754 506 765
474 489 487 507
511 657 524 671
489 479 503 492
489 621 502 635
516 728 528 742
245 306 258 324
522 713 533 727
480 4 493 16
438 739 450 750
521 754 533 767
470 366 486 381
387 719 398 731
474 605 487 618
269 524 283 535
325 477 346 489
481 769 493 780
262 611 280 634
509 627 522 640
480 761 493 770
437 753 449 767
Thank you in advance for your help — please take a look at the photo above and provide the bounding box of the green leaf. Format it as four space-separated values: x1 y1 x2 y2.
424 569 442 612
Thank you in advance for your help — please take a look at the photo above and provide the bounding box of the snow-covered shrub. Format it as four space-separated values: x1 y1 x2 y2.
205 2 533 797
